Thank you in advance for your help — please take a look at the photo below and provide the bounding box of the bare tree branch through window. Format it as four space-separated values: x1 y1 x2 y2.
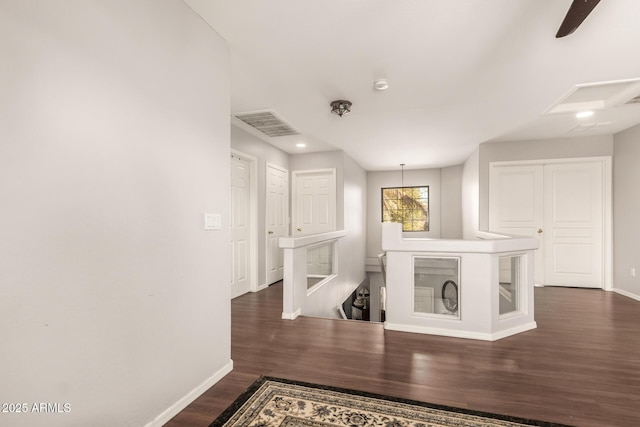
381 186 429 232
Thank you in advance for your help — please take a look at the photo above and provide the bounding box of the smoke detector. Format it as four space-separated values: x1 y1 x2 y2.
374 79 389 91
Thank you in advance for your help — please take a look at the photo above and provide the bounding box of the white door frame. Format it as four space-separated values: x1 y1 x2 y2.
489 164 544 284
265 162 289 287
291 168 337 236
489 156 612 291
231 149 258 294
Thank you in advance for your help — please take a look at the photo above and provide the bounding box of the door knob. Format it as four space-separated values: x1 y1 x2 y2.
297 228 302 232
537 229 543 234
268 230 274 235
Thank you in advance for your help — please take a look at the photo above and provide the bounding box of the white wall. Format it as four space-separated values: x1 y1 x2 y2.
461 148 480 239
231 125 289 287
289 151 367 317
478 135 613 229
0 2 231 426
342 151 368 289
441 165 463 239
366 168 442 261
613 124 640 299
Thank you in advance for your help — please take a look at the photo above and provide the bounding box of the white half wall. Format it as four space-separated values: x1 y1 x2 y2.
0 2 231 426
613 124 640 299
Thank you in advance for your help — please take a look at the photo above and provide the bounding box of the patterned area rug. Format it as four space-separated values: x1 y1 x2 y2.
210 377 572 427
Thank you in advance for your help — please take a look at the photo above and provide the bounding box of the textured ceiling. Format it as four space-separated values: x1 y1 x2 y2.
185 0 640 170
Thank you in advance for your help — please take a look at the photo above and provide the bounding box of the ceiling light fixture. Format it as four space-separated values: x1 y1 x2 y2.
576 110 594 118
374 79 389 91
330 100 352 117
296 143 306 148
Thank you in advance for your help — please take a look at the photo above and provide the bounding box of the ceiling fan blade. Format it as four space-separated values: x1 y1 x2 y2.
556 0 602 38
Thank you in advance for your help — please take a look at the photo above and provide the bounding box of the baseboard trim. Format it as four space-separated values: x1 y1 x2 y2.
612 287 640 302
282 308 301 320
145 359 233 427
384 323 493 341
491 321 537 341
384 321 536 341
255 283 268 292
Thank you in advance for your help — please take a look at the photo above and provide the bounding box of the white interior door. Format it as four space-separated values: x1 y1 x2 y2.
230 155 251 298
489 164 545 284
489 160 605 288
544 162 603 288
266 164 288 285
292 169 336 236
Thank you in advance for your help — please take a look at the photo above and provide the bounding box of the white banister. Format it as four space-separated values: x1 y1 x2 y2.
278 230 346 250
279 230 346 320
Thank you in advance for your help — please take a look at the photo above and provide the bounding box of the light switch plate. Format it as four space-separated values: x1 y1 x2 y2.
204 213 221 230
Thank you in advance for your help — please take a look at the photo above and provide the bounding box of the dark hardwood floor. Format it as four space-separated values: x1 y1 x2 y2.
166 284 640 427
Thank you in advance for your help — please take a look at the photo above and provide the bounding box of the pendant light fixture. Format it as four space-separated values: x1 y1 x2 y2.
330 100 352 117
400 163 405 187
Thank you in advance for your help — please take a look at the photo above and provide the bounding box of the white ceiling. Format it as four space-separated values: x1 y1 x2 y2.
185 0 640 171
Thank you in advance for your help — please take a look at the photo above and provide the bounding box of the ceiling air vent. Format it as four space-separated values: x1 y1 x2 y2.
545 78 640 114
232 110 299 137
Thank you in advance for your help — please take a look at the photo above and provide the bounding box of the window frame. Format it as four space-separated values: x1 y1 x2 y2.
381 185 430 232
